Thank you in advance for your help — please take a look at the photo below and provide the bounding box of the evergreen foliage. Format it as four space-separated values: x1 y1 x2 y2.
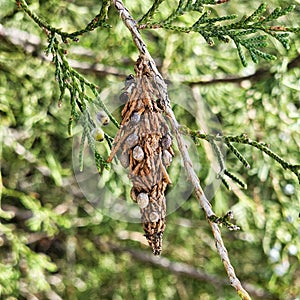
0 0 299 299
138 1 299 66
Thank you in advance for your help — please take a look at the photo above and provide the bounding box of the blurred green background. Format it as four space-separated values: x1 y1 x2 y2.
0 1 299 299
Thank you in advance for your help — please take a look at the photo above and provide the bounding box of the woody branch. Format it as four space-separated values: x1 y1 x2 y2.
112 1 251 299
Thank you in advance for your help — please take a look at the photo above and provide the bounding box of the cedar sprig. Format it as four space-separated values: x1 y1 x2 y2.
47 38 118 172
209 210 240 231
224 170 247 189
18 0 111 43
138 0 166 23
220 177 231 190
139 0 231 24
208 137 225 173
19 0 118 169
224 140 250 169
138 2 299 66
81 111 110 173
50 39 119 126
181 126 300 183
208 136 247 189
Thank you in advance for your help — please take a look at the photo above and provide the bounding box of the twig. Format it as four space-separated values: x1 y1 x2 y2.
17 0 110 41
0 24 126 77
182 129 300 183
187 68 269 86
113 1 251 299
96 240 276 300
2 23 298 86
186 53 300 86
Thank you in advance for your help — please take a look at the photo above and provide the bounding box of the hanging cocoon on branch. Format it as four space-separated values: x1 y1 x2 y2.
107 56 174 255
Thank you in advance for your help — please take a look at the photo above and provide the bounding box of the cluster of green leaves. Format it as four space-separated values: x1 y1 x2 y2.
138 0 299 66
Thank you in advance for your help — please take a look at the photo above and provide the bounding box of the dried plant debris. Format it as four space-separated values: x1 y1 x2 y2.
107 56 174 255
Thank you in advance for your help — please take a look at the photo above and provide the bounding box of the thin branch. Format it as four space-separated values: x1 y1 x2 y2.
17 0 110 41
113 1 251 299
187 68 269 86
96 240 276 300
287 53 300 70
182 129 300 183
65 59 124 77
0 24 125 77
186 53 300 86
2 23 298 86
0 224 275 299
